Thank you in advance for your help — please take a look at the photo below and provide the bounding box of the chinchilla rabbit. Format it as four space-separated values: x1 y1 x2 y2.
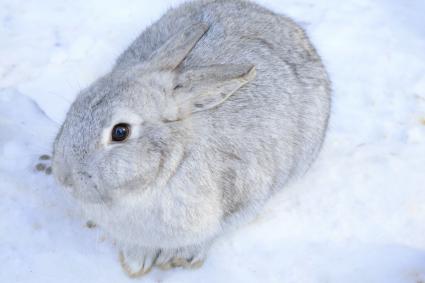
52 0 330 277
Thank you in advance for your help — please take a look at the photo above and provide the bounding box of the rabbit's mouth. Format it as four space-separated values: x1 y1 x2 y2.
52 165 112 205
64 181 113 205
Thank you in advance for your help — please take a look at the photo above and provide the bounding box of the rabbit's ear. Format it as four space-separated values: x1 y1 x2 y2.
148 23 209 70
173 64 256 115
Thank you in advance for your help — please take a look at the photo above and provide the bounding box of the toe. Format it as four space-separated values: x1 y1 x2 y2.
35 163 46 171
186 259 204 269
39 154 51 160
45 166 52 175
171 257 190 268
119 248 158 278
154 245 207 270
155 249 174 270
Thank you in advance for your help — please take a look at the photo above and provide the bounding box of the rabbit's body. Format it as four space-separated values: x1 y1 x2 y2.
53 0 330 275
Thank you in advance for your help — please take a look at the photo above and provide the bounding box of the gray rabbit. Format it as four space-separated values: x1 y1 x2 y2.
52 0 330 277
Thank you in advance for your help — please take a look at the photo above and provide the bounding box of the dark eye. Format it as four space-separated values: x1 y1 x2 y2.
111 123 131 142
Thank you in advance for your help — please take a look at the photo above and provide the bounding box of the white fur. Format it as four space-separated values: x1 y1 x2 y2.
52 0 331 276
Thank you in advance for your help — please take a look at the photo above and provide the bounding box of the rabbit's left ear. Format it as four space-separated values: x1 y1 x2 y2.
148 23 209 70
172 64 256 115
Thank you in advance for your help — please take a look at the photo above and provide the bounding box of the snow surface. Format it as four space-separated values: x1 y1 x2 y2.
1 0 425 282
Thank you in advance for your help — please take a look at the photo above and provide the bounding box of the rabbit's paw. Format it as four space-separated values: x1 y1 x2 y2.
155 245 206 270
119 247 158 278
35 154 52 175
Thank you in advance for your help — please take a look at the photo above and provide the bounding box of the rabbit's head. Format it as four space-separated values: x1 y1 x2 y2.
52 24 255 204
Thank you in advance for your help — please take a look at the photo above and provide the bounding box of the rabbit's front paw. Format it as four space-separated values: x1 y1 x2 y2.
155 245 206 270
35 154 52 175
119 247 158 278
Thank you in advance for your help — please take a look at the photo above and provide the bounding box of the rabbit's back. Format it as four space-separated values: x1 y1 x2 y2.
116 0 330 192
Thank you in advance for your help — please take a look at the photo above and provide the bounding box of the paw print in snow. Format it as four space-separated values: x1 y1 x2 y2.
35 154 52 175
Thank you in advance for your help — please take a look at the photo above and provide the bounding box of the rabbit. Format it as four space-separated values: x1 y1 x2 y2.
52 0 330 277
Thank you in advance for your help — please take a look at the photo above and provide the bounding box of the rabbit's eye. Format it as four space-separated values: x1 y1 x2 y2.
111 123 131 142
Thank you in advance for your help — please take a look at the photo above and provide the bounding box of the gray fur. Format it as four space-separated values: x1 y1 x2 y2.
52 0 330 276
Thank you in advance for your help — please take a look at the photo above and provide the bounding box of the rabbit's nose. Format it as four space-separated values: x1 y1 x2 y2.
75 171 93 184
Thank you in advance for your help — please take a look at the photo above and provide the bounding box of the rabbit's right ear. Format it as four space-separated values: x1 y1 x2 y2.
147 23 209 70
167 64 256 119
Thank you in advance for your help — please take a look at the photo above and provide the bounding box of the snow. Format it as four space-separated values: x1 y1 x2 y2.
1 0 425 282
